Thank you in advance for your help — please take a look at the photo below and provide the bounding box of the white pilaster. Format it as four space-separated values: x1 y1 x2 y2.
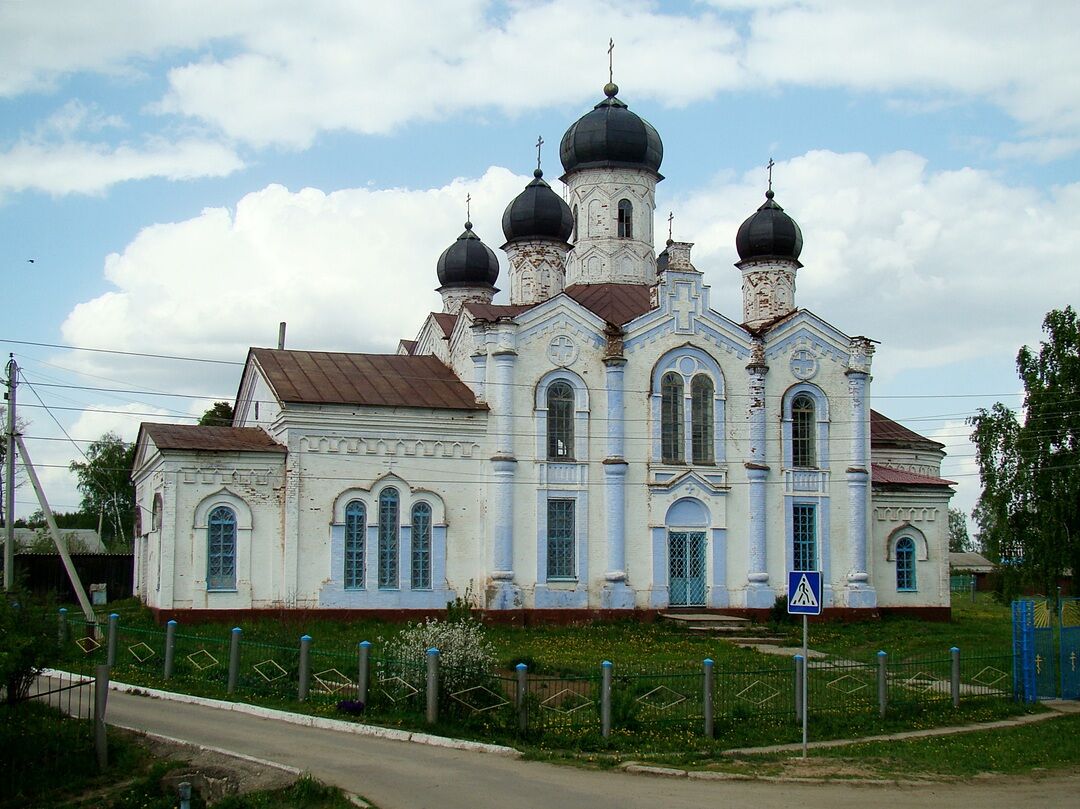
744 342 773 608
488 335 521 609
845 336 876 607
601 357 633 608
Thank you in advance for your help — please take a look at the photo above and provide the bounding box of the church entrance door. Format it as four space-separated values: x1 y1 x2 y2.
669 531 706 607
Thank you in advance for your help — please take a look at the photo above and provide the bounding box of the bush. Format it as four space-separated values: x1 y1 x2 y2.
383 617 494 694
0 593 58 703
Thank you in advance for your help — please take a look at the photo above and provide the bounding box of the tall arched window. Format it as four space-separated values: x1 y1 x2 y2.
691 375 714 465
547 381 575 460
378 488 399 589
152 493 162 532
661 372 684 464
792 394 816 468
572 205 578 243
896 537 916 591
411 502 432 590
617 199 633 238
344 500 366 590
207 506 237 591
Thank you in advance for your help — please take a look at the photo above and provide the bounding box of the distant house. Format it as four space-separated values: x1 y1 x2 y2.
5 528 106 554
950 551 994 591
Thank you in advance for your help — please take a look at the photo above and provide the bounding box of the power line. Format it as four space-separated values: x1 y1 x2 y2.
0 338 243 366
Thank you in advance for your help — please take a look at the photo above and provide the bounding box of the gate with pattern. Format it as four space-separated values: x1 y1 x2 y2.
669 531 706 607
1062 598 1080 699
1013 597 1079 700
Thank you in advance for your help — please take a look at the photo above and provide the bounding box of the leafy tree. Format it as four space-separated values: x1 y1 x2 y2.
948 507 971 553
199 401 234 426
0 591 58 703
969 306 1080 596
68 432 136 548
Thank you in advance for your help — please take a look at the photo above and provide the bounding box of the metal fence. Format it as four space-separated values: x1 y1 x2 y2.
57 613 1018 744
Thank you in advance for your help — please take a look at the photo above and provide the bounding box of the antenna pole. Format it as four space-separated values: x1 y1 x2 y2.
4 355 16 591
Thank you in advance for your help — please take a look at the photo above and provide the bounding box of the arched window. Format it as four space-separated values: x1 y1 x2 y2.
691 375 714 465
617 199 633 238
344 500 366 590
792 394 816 467
152 493 162 532
378 488 399 589
661 372 684 463
896 536 916 591
572 204 578 242
547 381 575 460
207 506 237 591
411 502 432 590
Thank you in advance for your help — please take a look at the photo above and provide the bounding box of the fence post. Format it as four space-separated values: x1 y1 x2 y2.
106 613 119 667
703 658 714 738
426 647 439 725
794 654 804 722
950 646 960 708
58 607 68 646
877 650 888 718
358 640 371 704
298 635 312 702
94 664 109 770
227 627 242 695
515 663 529 735
164 620 177 680
601 660 612 738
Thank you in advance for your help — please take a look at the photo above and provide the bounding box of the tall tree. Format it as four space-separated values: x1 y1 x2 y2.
969 306 1080 595
69 432 136 548
948 507 971 553
198 401 234 426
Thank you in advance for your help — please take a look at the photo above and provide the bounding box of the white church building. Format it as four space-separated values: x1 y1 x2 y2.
132 82 955 620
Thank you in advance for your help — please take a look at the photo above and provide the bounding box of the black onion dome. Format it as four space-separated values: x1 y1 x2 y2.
502 169 574 243
560 83 663 176
735 190 804 262
436 222 500 288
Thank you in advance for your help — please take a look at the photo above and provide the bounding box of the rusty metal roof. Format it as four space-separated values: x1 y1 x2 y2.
871 463 954 487
141 424 286 453
564 283 654 326
250 348 485 411
397 339 418 355
870 410 944 449
432 313 458 338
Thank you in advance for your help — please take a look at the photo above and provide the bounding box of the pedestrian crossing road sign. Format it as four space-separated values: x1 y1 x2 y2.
787 571 822 615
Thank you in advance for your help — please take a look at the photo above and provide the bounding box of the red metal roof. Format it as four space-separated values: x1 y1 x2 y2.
433 313 458 339
871 463 954 487
870 410 944 449
141 424 286 453
397 339 418 355
563 283 655 326
250 348 485 411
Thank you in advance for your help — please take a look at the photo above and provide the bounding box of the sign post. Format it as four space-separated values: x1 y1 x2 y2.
787 570 822 758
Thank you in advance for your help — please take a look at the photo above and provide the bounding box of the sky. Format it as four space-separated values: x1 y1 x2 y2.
2 0 1078 532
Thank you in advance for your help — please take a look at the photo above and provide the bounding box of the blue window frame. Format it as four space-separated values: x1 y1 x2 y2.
691 374 714 465
378 488 399 589
792 394 816 468
547 381 575 460
792 503 817 572
344 500 366 590
411 502 432 590
547 499 575 580
661 372 684 464
896 537 916 591
207 506 236 591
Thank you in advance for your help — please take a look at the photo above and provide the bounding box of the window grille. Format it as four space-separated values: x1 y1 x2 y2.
792 394 816 467
792 503 817 572
661 372 684 463
378 488 399 589
547 381 575 460
691 375 714 464
411 502 432 590
344 500 365 590
207 506 236 590
617 199 633 238
547 499 575 580
896 537 916 591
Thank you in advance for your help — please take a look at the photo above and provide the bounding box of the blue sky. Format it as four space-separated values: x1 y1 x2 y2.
2 0 1078 526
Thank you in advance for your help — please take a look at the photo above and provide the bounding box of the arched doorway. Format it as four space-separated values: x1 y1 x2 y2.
666 498 708 607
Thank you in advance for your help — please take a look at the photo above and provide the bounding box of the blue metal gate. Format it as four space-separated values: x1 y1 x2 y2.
1062 598 1080 699
669 531 706 607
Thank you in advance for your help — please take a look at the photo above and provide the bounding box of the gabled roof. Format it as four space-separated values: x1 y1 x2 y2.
950 551 993 571
432 313 458 339
871 463 954 487
870 410 944 450
250 348 485 411
140 424 286 454
563 283 654 326
397 339 417 355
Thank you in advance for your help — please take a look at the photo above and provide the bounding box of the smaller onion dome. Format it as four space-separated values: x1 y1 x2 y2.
436 222 500 288
560 83 663 176
501 169 574 244
735 190 804 262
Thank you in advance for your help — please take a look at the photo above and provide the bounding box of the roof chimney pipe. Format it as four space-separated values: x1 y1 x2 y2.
277 322 286 350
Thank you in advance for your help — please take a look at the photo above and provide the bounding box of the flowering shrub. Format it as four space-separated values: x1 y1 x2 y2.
383 617 495 693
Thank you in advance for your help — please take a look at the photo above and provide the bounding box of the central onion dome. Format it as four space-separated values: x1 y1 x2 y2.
501 169 574 244
559 83 663 176
436 222 500 288
735 190 804 262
